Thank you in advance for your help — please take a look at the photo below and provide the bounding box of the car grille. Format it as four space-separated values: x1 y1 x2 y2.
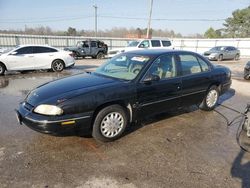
23 102 34 111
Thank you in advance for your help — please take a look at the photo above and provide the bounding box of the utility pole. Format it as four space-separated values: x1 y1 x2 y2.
146 0 153 39
93 4 98 38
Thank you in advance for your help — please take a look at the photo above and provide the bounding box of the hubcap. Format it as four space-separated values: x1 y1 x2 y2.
100 112 124 138
54 61 63 71
206 90 218 108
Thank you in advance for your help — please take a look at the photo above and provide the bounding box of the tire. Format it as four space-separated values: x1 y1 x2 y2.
244 74 250 80
199 86 219 111
0 63 6 76
96 52 104 59
218 54 223 61
234 54 240 61
51 60 64 72
92 105 128 142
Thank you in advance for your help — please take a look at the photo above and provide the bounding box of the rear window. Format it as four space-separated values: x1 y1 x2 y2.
151 40 161 47
162 40 172 47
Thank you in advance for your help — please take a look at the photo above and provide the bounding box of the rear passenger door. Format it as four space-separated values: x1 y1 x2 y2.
150 40 162 49
33 47 58 69
177 53 211 106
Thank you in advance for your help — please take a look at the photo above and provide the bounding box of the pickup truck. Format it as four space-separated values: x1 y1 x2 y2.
64 40 108 59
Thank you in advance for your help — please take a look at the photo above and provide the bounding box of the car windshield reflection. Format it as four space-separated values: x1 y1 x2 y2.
94 54 151 81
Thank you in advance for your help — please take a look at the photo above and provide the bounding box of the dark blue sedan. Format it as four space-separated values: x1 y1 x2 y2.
16 50 231 142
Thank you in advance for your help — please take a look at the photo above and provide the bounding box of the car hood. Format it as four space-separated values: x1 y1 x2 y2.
26 73 118 106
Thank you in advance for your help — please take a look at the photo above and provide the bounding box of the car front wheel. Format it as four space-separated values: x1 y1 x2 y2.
92 105 128 142
218 54 223 61
200 86 219 111
234 54 240 61
51 60 64 72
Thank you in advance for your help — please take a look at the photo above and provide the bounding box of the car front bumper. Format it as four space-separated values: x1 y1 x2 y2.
16 102 93 135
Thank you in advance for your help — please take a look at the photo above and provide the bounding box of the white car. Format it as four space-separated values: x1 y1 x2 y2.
107 39 174 58
0 45 75 75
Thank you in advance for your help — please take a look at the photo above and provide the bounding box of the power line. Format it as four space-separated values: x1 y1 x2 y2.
0 16 93 23
0 15 225 24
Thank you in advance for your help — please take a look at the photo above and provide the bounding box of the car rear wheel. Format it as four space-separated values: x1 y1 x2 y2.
92 105 128 142
200 86 219 111
218 54 223 61
0 63 6 76
51 60 64 72
96 52 105 59
234 54 240 61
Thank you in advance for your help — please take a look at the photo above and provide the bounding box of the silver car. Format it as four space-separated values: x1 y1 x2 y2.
203 46 240 61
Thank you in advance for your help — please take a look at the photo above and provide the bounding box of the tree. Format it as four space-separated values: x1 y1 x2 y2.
223 6 250 38
204 27 222 38
67 27 77 36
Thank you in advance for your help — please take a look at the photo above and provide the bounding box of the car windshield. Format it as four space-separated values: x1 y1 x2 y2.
127 41 140 47
210 46 225 51
94 54 151 81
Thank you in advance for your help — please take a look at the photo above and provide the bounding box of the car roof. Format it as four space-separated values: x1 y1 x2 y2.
17 44 55 48
124 49 196 56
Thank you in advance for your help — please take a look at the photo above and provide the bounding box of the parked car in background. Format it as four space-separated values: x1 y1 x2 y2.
64 40 108 59
16 49 231 142
107 39 174 58
0 45 75 75
244 61 250 80
203 46 240 61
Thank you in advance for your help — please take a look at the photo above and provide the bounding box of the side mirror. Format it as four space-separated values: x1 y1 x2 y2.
139 44 145 48
143 74 160 84
9 51 17 55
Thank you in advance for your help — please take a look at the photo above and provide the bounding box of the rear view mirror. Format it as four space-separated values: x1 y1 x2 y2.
143 74 160 83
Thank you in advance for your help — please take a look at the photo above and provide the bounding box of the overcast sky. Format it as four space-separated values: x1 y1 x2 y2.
0 0 249 35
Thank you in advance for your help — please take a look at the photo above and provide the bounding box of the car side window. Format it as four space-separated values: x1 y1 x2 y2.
15 47 33 55
82 42 89 48
33 47 57 53
146 54 177 80
162 40 172 47
151 40 161 47
197 57 210 72
91 41 97 47
178 54 202 76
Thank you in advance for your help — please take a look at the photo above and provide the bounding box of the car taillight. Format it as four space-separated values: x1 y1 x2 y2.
69 53 74 57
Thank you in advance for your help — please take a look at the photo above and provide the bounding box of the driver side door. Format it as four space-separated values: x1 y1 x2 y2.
136 54 182 116
6 46 34 70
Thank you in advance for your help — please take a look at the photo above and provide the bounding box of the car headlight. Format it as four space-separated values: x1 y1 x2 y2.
34 104 63 116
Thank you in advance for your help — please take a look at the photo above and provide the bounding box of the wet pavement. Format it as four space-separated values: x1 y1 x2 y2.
0 58 250 188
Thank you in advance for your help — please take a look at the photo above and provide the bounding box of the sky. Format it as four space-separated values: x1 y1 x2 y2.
0 0 249 35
